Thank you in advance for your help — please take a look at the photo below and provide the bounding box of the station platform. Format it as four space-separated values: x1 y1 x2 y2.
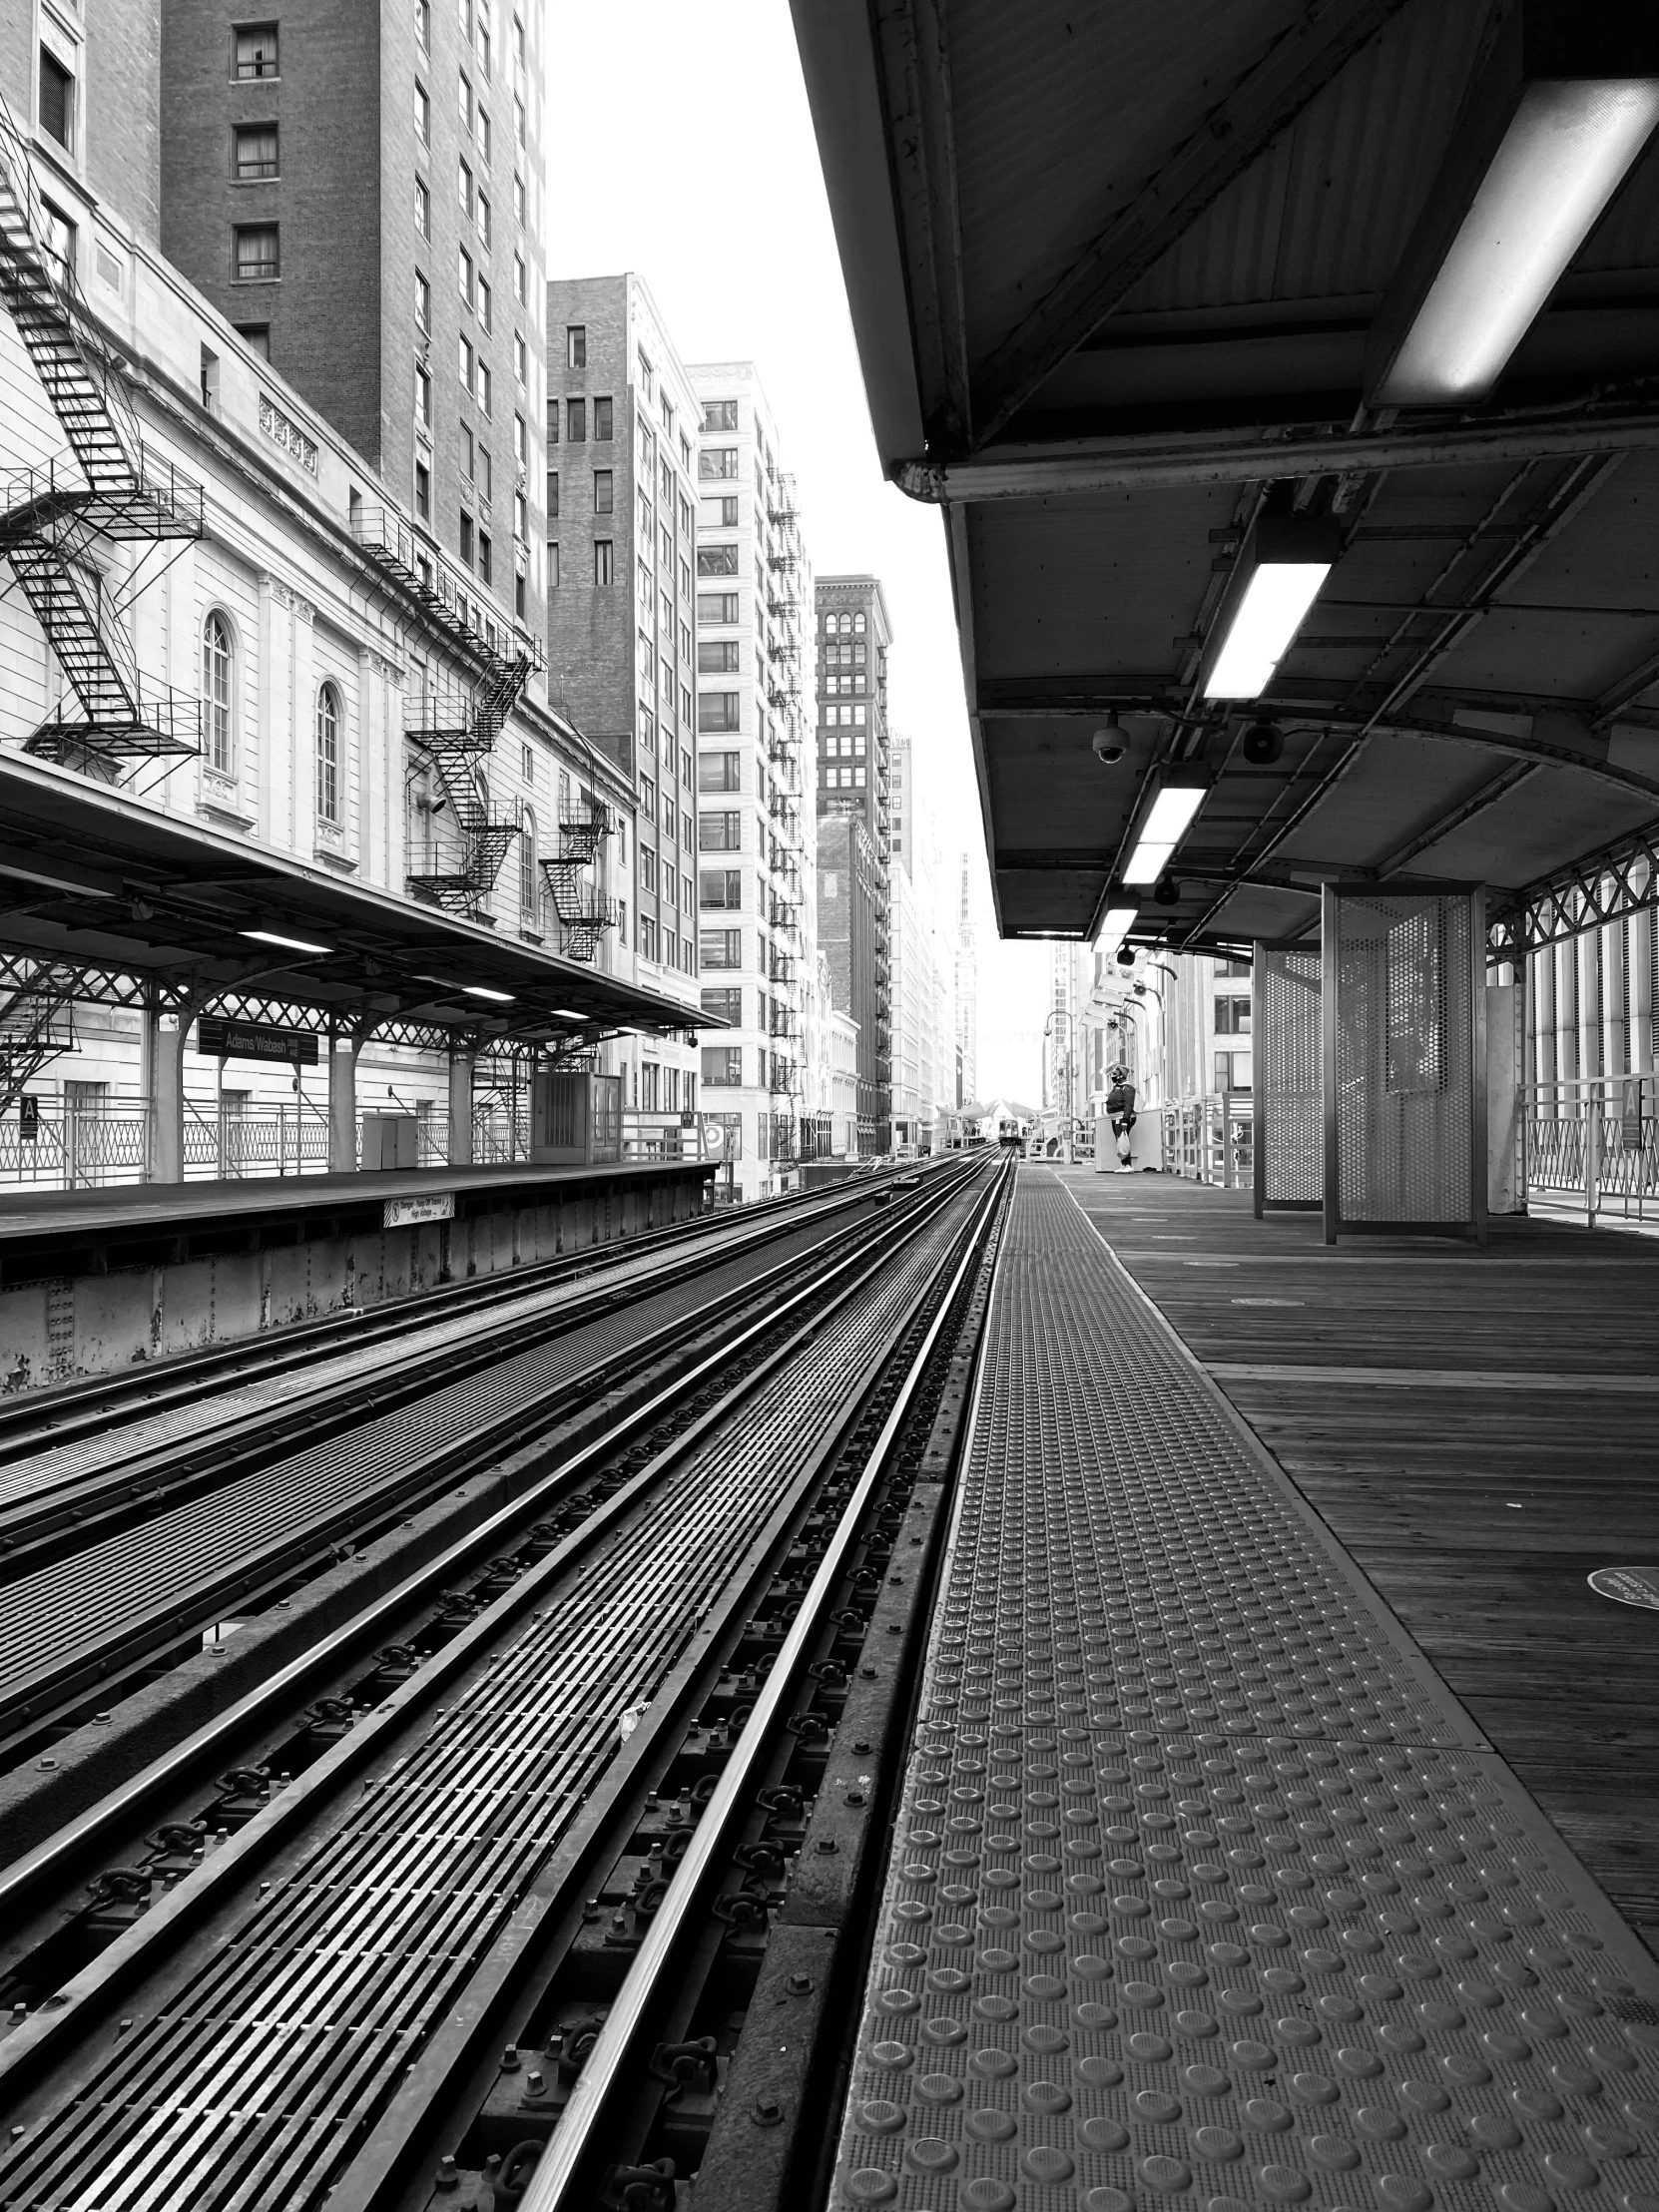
833 1167 1659 2210
0 1158 715 1393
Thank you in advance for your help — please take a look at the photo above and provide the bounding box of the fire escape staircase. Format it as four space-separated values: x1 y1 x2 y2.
539 806 617 962
0 89 203 771
0 957 79 1113
404 660 535 917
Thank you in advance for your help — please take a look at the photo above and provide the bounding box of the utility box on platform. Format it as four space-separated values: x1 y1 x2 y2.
360 1113 418 1170
531 1071 624 1165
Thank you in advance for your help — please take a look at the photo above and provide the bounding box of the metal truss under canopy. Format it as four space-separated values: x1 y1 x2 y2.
0 753 697 1076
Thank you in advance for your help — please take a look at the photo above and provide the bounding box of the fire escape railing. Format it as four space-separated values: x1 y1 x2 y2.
0 89 203 771
539 806 618 962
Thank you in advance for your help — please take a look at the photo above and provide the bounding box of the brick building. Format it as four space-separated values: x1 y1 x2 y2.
817 812 883 1154
815 574 891 1148
158 0 548 649
545 273 701 1114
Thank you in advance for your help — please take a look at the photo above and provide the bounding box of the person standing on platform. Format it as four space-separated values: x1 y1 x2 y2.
1106 1066 1137 1170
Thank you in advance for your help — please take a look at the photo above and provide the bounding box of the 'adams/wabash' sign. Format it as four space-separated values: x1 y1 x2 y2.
197 1017 319 1066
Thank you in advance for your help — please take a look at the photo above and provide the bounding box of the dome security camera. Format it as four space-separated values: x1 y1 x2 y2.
1092 712 1127 766
1152 874 1180 905
1115 944 1136 969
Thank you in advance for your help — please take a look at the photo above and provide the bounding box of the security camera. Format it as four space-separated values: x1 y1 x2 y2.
1242 716 1284 765
1152 874 1180 905
1115 945 1136 969
1092 712 1127 766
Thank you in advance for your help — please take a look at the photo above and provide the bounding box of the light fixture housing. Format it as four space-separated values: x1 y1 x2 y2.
240 927 332 956
462 984 514 1002
1095 901 1140 949
1201 514 1340 702
1122 773 1210 887
1366 4 1659 407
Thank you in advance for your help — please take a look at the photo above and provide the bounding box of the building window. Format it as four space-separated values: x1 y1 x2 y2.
699 692 740 733
236 320 271 359
458 72 473 132
514 566 526 619
514 410 527 465
700 869 742 910
702 986 742 1025
414 270 430 332
513 250 527 304
234 24 278 78
567 397 586 441
697 545 739 577
699 495 738 530
415 81 430 144
514 329 526 384
545 468 558 518
547 540 559 587
315 683 341 823
415 176 431 238
414 459 430 520
697 592 739 625
593 396 612 440
1214 995 1251 1035
700 446 739 480
513 169 525 223
233 121 277 179
702 399 739 432
700 810 741 850
702 1045 743 1086
700 930 742 970
477 529 491 584
459 156 474 217
202 611 235 775
460 511 474 565
459 332 474 391
478 361 491 414
594 539 614 585
566 324 586 368
519 804 537 911
416 360 432 427
698 641 740 674
417 0 430 51
234 225 279 280
593 469 612 513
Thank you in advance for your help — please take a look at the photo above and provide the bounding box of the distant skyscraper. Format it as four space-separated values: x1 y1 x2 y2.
686 361 815 1200
955 854 978 1106
816 576 891 1147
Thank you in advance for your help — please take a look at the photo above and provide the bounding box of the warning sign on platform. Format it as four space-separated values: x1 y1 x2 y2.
383 1192 455 1228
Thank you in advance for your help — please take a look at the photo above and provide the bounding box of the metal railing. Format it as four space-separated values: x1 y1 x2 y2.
1524 1076 1659 1224
1161 1091 1253 1190
620 1112 724 1164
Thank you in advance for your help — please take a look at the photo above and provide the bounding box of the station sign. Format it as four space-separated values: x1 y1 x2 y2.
198 1016 319 1066
383 1192 456 1228
1588 1566 1659 1610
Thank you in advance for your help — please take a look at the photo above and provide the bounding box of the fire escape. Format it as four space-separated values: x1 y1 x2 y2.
0 957 78 1115
539 805 618 962
0 90 203 774
352 504 543 921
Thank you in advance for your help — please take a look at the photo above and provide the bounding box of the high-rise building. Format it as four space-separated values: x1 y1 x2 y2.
818 813 883 1154
544 273 701 1112
159 0 547 652
685 361 815 1202
955 854 978 1108
887 737 953 1154
815 574 891 1148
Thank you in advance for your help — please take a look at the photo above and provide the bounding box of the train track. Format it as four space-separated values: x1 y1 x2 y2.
0 1167 898 1468
0 1166 960 1762
0 1155 1009 2211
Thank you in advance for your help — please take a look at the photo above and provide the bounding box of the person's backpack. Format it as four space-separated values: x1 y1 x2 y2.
1107 1081 1129 1116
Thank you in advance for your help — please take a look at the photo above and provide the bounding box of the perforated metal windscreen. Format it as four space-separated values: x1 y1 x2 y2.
1334 890 1475 1223
1257 942 1323 1203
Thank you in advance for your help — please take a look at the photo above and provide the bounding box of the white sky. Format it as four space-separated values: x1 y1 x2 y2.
545 0 1053 1102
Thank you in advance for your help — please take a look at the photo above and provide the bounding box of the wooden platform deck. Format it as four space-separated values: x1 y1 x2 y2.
1056 1164 1659 1959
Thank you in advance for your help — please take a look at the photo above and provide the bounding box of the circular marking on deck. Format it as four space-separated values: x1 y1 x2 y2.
1588 1566 1659 1609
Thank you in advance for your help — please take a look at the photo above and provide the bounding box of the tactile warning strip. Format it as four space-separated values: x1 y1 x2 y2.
830 1173 1659 2211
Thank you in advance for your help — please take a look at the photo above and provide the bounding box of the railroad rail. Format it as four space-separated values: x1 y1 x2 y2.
0 1155 1011 2211
0 1160 973 1764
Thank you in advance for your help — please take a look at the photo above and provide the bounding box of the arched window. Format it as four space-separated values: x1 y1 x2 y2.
519 803 537 913
202 611 234 774
853 612 866 634
315 682 340 823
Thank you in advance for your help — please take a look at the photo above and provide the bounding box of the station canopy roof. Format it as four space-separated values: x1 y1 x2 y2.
793 0 1659 949
0 754 695 1047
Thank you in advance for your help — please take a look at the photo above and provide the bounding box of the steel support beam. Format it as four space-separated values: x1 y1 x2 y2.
969 0 1411 445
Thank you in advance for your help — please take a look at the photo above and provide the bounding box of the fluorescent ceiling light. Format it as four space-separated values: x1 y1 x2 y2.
1124 783 1207 885
1097 904 1140 948
462 984 514 1002
1203 514 1339 702
550 1007 587 1019
241 927 331 956
1375 79 1659 405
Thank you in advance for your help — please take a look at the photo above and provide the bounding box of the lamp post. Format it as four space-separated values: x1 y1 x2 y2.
1042 1009 1075 1162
